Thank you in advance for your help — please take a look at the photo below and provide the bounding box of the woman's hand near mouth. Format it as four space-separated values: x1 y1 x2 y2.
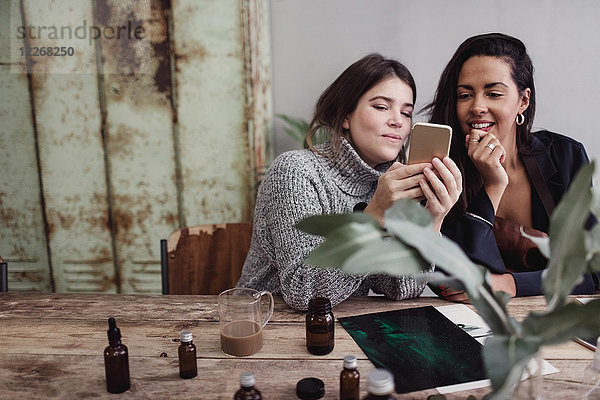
465 129 508 212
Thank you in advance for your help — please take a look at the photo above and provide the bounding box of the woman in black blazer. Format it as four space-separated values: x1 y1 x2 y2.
424 33 599 301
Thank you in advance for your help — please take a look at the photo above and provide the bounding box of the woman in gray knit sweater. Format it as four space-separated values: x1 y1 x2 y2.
237 54 462 310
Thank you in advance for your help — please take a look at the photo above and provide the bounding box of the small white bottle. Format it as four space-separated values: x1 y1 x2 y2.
583 338 600 399
363 369 397 400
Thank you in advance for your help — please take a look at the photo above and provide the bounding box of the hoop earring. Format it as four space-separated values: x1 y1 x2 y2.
516 113 525 126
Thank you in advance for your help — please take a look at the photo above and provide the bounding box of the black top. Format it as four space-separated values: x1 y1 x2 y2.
442 130 599 296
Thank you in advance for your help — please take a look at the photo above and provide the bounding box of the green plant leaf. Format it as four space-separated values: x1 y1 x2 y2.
341 239 428 276
276 114 308 142
492 289 513 310
384 218 485 297
296 212 379 237
521 299 600 346
305 222 384 268
586 224 600 272
483 335 541 398
520 229 550 259
590 185 600 219
385 198 432 227
543 162 595 308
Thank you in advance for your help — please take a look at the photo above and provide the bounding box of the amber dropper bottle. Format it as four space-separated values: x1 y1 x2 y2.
104 317 130 393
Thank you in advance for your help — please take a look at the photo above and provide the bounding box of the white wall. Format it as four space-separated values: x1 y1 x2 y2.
270 0 600 165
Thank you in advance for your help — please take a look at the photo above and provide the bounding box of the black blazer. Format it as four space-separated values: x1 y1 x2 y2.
441 130 599 296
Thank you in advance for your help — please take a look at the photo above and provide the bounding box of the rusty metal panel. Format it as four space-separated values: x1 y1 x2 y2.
96 0 179 293
0 0 52 291
2 0 272 293
173 0 252 225
22 0 117 292
241 0 273 199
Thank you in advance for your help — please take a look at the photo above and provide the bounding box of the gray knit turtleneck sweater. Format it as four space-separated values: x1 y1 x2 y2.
236 139 427 310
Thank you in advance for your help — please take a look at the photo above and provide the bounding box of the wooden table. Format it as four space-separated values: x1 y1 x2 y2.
0 293 596 399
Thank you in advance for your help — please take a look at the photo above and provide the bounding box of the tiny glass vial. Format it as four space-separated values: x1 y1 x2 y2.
178 330 197 379
306 297 334 355
234 372 262 400
340 355 360 400
583 338 600 399
104 317 130 394
362 369 397 400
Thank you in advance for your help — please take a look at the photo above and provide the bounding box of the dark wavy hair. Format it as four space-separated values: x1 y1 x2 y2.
307 53 416 160
423 33 536 216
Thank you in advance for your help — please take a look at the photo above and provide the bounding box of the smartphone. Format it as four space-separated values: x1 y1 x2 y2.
407 122 452 164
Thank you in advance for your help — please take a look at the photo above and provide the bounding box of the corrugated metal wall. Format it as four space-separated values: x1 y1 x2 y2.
0 0 272 293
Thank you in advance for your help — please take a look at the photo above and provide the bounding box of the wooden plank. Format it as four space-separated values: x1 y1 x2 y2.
22 0 116 292
0 293 451 321
0 292 558 322
173 0 252 225
95 0 179 294
0 354 592 399
0 1 51 291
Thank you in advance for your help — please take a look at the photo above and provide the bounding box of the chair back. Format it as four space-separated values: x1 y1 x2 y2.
161 223 253 294
0 257 7 292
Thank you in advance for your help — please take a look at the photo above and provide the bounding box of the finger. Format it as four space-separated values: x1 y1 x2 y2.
467 129 488 146
386 172 426 191
386 162 432 179
498 145 507 164
423 166 448 201
400 186 425 200
465 134 471 148
431 158 457 192
419 177 436 204
442 157 463 190
386 161 404 172
470 128 489 141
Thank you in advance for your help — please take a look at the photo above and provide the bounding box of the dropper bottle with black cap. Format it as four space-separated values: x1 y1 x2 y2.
104 317 130 393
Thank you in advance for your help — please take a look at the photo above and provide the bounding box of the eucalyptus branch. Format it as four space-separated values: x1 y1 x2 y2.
476 284 516 336
298 162 600 398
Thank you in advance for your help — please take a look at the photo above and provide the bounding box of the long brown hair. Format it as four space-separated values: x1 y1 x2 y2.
423 33 537 218
307 53 416 160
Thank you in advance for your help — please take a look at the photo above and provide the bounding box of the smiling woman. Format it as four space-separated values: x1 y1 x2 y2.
424 33 600 301
236 53 462 310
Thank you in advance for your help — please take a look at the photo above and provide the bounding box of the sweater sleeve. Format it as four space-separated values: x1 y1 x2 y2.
255 155 368 311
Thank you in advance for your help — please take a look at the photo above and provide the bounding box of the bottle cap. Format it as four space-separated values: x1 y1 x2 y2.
296 377 324 399
343 355 357 369
180 330 193 342
366 369 395 395
308 297 332 313
240 372 256 387
593 337 600 371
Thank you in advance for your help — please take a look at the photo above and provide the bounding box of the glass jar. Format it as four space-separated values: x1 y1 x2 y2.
306 297 335 355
